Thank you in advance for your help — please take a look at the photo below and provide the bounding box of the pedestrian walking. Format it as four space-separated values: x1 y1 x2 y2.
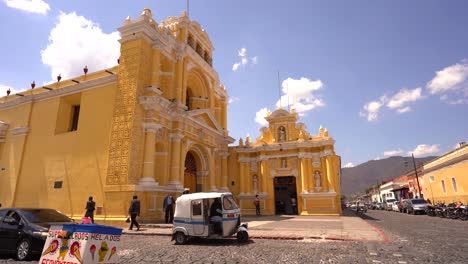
128 195 140 231
253 195 261 216
163 194 175 223
291 196 297 214
84 196 96 223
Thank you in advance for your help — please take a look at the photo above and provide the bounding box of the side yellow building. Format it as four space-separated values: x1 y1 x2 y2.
422 143 468 204
0 8 342 221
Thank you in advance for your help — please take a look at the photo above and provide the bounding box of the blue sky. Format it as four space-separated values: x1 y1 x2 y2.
1 0 467 167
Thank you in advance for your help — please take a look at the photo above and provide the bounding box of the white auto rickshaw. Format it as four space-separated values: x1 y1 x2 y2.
171 192 249 244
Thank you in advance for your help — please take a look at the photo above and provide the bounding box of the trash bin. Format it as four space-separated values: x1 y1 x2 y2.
39 223 123 264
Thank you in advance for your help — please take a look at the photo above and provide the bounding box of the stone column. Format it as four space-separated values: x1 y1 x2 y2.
219 152 229 191
300 157 307 193
142 123 161 179
150 49 161 88
259 157 269 195
239 159 247 195
169 133 184 188
326 155 335 192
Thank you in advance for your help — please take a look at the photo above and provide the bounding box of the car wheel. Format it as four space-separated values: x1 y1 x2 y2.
16 239 32 261
237 231 249 243
174 232 187 245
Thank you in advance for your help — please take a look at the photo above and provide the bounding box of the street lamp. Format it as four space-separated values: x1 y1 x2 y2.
405 153 422 199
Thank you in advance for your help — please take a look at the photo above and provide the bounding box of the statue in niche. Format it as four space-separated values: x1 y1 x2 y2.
278 126 286 142
252 175 258 193
314 171 321 188
281 158 287 168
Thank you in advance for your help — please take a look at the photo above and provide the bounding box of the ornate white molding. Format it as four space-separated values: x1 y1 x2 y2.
142 122 162 133
235 139 336 153
298 152 314 159
186 60 196 72
312 161 321 167
238 157 255 163
169 132 184 142
218 152 230 158
11 127 29 136
320 149 333 157
196 170 209 177
0 121 9 142
250 161 258 172
146 86 163 95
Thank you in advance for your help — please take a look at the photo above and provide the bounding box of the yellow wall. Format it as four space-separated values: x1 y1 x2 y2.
423 145 468 204
0 81 117 219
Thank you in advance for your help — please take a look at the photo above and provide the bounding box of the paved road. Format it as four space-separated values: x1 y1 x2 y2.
2 209 467 263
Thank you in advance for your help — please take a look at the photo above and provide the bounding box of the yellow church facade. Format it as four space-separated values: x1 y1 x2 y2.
228 108 342 216
0 8 342 222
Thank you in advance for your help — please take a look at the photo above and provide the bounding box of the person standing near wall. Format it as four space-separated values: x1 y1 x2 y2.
163 194 175 223
128 195 140 231
253 195 261 216
84 196 96 223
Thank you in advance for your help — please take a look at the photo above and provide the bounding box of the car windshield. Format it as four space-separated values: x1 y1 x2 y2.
20 209 72 223
411 199 427 204
223 195 238 210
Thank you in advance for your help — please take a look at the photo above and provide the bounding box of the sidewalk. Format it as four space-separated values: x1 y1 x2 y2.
123 211 389 242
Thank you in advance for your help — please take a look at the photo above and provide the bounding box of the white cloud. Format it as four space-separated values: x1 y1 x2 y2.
396 106 411 113
344 162 354 168
386 87 423 111
361 87 424 121
228 96 240 104
254 107 270 126
383 149 404 156
409 144 440 157
41 12 120 81
276 77 325 115
232 47 257 71
251 56 257 64
360 96 386 122
374 157 381 160
238 48 247 57
427 62 468 94
232 63 241 71
3 0 50 15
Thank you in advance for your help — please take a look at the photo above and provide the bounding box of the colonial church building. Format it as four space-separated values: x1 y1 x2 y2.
0 8 341 222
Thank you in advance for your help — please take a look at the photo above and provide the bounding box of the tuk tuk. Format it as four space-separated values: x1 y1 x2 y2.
171 192 249 244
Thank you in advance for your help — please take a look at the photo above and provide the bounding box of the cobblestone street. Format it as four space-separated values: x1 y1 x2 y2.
2 209 468 263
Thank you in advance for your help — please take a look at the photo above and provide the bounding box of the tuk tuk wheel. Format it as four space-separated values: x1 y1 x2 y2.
236 231 249 243
174 232 187 245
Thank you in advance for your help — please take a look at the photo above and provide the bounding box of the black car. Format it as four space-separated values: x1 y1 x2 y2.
0 208 75 260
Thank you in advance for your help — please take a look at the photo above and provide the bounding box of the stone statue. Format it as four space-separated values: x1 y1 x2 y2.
252 176 258 193
278 126 286 142
281 158 287 168
314 171 321 187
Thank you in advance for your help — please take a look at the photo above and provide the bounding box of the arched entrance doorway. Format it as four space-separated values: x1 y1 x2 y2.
274 176 298 215
184 152 198 193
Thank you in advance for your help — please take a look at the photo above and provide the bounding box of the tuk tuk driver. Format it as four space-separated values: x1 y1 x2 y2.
210 198 223 233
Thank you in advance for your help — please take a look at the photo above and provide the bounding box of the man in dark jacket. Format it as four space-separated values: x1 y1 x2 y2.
84 196 96 223
163 194 175 223
128 195 140 231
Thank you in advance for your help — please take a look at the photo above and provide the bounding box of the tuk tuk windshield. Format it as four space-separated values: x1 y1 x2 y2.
223 195 238 210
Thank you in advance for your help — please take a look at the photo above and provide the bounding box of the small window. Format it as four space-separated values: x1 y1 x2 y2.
54 181 63 189
192 200 202 216
451 177 458 193
441 180 446 193
70 105 80 131
429 176 434 183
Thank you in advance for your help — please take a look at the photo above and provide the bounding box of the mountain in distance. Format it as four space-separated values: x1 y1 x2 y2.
341 156 437 196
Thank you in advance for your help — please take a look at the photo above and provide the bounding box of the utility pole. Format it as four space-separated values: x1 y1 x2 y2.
411 153 422 199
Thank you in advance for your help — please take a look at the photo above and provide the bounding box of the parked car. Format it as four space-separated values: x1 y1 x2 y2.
0 208 75 260
377 203 386 210
385 199 396 211
391 201 400 212
404 199 429 215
